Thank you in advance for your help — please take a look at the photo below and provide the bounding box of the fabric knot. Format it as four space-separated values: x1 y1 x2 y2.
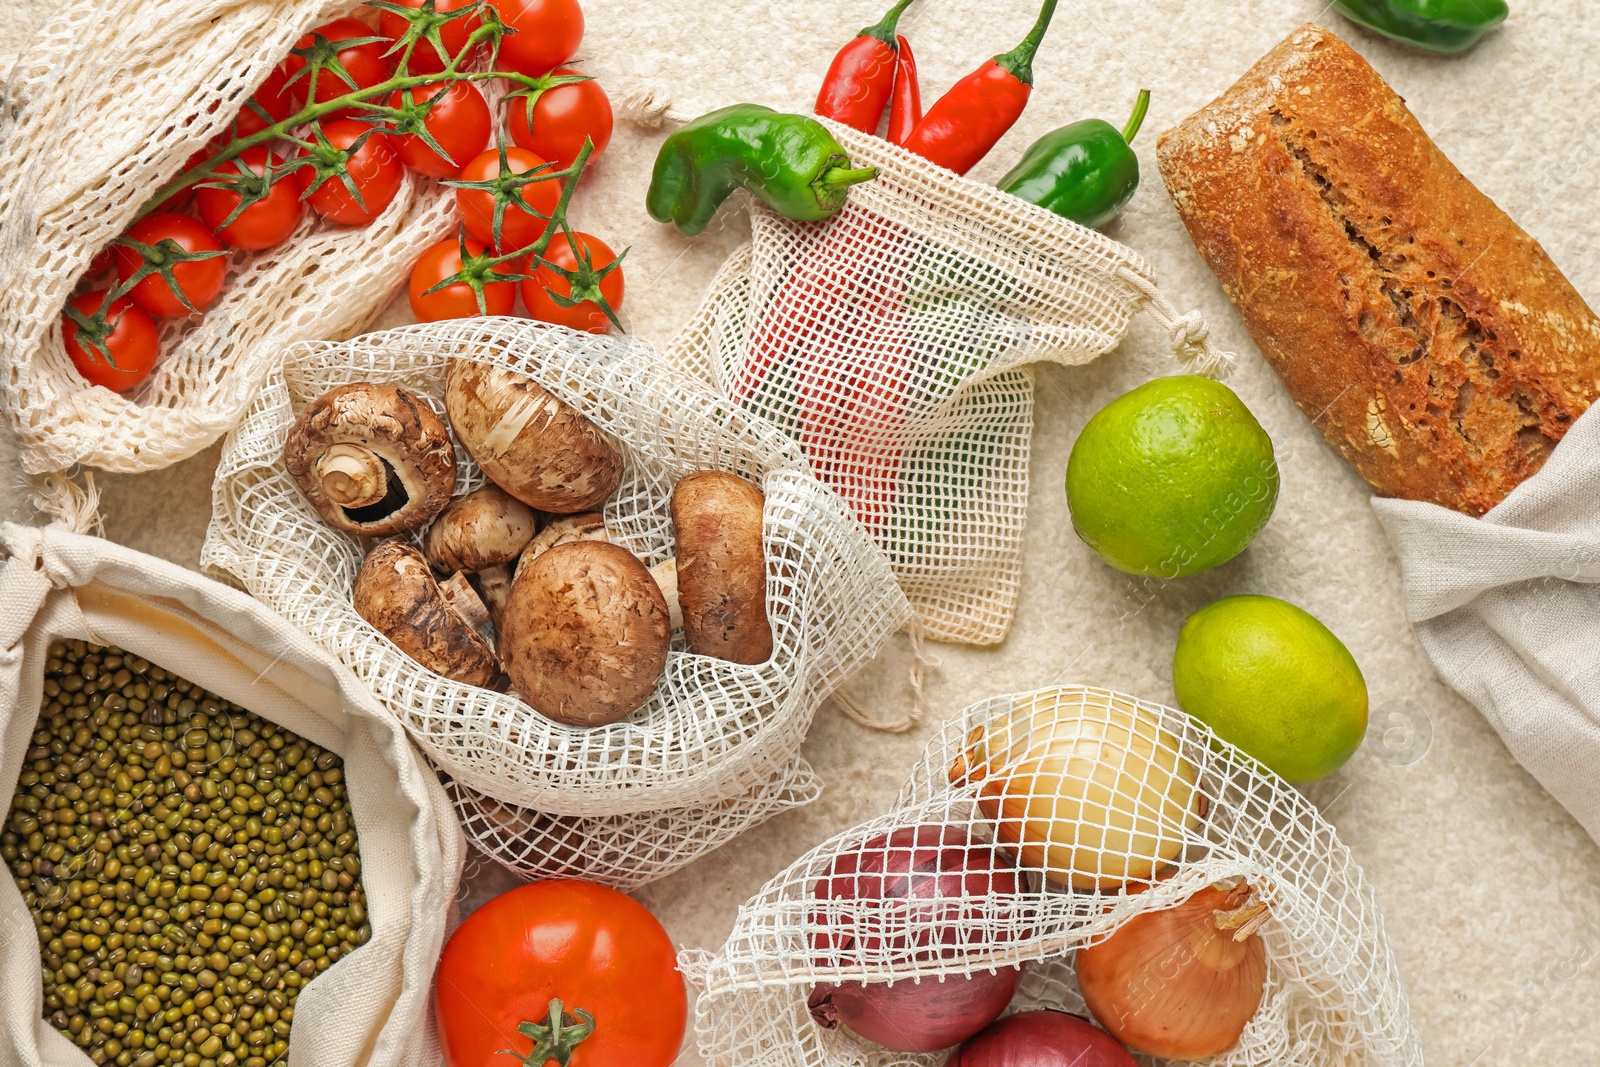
613 77 681 130
1169 312 1211 355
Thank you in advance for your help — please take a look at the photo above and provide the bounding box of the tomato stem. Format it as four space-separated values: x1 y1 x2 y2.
496 998 595 1067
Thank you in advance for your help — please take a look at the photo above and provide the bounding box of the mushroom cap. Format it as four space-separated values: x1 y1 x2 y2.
512 511 609 583
353 540 500 689
672 470 773 664
285 383 457 537
499 540 671 727
444 360 623 513
423 485 539 573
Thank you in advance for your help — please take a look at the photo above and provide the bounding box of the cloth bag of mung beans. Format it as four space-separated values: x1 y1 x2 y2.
202 318 913 888
686 685 1421 1067
659 117 1233 646
0 521 463 1067
0 0 455 483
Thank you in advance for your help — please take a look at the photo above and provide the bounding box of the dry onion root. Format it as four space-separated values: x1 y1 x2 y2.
1076 879 1270 1060
949 688 1202 890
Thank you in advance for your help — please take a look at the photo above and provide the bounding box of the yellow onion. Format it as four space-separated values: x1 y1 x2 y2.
949 688 1201 890
1075 880 1269 1059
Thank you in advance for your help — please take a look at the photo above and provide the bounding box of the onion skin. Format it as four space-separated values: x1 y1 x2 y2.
1076 883 1267 1060
807 825 1029 1053
947 1010 1137 1067
807 968 1022 1054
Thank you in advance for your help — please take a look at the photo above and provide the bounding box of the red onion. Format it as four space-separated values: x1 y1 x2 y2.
807 825 1028 1053
948 1010 1137 1067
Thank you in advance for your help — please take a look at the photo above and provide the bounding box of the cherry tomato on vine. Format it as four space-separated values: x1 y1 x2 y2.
434 880 685 1067
289 18 395 115
521 231 623 334
408 237 516 320
391 81 491 179
196 146 304 251
506 69 612 169
233 61 305 137
455 146 561 250
305 120 405 226
112 213 227 319
492 0 584 77
375 0 483 74
62 293 160 393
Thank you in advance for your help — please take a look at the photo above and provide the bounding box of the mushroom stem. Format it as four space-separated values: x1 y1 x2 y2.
316 444 388 508
440 572 492 637
650 558 683 632
477 563 515 635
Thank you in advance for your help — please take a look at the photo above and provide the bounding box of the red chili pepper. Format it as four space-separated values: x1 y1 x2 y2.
901 0 1059 175
887 34 922 146
815 0 919 134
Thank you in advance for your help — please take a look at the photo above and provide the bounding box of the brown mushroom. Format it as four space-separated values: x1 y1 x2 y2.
453 788 586 877
353 540 499 688
672 470 772 664
423 485 539 574
512 511 610 582
499 541 671 727
284 383 457 537
444 360 623 513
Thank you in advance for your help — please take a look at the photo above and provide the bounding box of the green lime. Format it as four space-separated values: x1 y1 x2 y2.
1065 376 1278 577
1172 595 1368 782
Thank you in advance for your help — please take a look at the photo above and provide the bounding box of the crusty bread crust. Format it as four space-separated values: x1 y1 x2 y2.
1158 23 1600 516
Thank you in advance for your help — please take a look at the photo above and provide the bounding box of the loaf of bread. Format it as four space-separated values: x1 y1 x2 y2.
1158 23 1600 516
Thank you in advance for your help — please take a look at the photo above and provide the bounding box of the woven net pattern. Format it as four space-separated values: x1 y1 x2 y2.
0 0 456 476
202 319 911 825
667 120 1229 647
686 685 1420 1067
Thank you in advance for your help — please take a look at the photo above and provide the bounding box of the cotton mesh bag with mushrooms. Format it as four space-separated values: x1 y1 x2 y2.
206 320 910 888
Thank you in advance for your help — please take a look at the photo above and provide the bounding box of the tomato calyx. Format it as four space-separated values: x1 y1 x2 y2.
498 998 596 1067
537 231 627 330
284 28 392 105
111 236 228 315
380 84 460 159
419 229 536 314
282 123 385 212
369 0 498 72
444 135 564 251
60 303 122 367
195 155 293 232
505 71 595 130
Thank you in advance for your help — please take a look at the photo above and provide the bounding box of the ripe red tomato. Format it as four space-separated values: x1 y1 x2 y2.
196 146 302 251
113 213 227 318
62 293 161 393
306 120 405 226
506 69 612 169
409 237 516 320
434 880 685 1067
233 62 304 137
391 81 491 179
455 147 560 250
376 0 482 74
492 0 584 77
289 18 395 115
522 231 623 334
196 146 304 251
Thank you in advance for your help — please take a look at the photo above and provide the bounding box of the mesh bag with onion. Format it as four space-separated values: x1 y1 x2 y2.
686 685 1421 1067
664 120 1232 647
201 318 912 889
0 0 459 481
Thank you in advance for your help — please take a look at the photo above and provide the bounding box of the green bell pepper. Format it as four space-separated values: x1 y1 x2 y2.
1332 0 1508 54
646 104 879 237
997 89 1149 230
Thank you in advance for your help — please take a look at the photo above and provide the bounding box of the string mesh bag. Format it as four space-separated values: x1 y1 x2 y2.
0 0 457 481
664 118 1233 646
685 684 1420 1067
202 318 912 882
0 521 463 1067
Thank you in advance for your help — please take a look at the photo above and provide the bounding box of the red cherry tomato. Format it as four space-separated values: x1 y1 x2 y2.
113 213 227 319
288 18 395 115
62 293 161 393
391 81 491 179
375 0 482 75
455 146 560 250
521 231 623 334
233 62 304 137
306 120 405 226
196 146 304 251
408 237 515 321
434 880 685 1067
506 69 612 169
492 0 584 77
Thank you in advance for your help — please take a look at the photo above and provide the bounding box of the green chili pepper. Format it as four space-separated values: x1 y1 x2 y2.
646 104 879 237
1332 0 1508 54
997 89 1149 230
